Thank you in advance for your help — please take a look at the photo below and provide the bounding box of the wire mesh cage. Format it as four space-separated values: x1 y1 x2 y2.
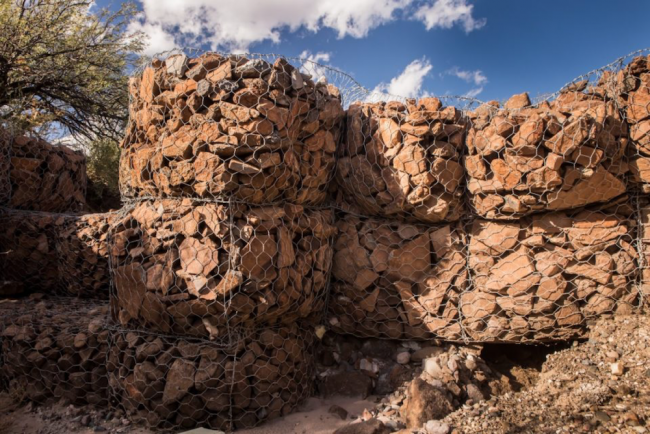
0 298 110 407
616 52 650 192
6 133 87 213
0 208 63 295
335 97 476 224
462 199 640 342
0 128 11 207
119 50 354 206
108 198 336 339
106 322 315 431
328 212 466 341
465 67 628 220
0 208 113 298
57 212 116 298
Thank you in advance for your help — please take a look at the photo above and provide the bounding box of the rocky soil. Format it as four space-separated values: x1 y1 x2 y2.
0 313 648 434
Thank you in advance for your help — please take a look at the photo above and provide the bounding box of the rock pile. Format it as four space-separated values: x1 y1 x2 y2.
109 199 336 338
107 323 314 431
466 86 627 219
0 128 10 205
328 213 466 341
7 134 87 213
119 53 344 205
463 205 639 342
617 55 650 191
0 210 113 297
316 332 510 432
336 98 466 223
57 213 114 298
443 315 650 434
0 299 110 406
0 209 62 294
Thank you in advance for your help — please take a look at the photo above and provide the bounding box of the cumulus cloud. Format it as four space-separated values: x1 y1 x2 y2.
299 50 333 81
414 0 486 33
374 58 433 98
447 66 487 86
129 0 485 54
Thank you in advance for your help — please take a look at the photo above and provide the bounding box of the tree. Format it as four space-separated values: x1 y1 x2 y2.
0 0 145 142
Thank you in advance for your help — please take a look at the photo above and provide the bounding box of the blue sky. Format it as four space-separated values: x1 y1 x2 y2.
99 0 650 102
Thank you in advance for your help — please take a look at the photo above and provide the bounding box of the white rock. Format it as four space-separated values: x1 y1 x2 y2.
425 420 450 434
424 358 443 378
396 351 411 365
610 362 624 375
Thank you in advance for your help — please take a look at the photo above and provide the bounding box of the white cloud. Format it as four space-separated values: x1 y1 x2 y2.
299 50 333 81
128 19 177 56
464 87 483 98
374 58 433 98
129 0 485 54
447 66 487 85
415 0 486 33
131 0 410 53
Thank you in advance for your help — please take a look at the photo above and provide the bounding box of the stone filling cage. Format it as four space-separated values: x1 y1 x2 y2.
108 198 336 339
0 299 110 407
2 47 650 431
328 49 650 343
0 298 316 432
0 128 87 213
0 208 114 298
118 50 375 206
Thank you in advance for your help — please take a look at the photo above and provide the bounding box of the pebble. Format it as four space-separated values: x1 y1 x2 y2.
396 351 411 365
424 420 450 434
611 362 625 376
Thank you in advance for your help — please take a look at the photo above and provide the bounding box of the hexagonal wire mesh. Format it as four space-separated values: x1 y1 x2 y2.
3 47 650 431
327 48 650 343
0 208 114 298
2 130 87 213
108 198 336 339
0 298 111 407
118 49 373 206
106 322 315 431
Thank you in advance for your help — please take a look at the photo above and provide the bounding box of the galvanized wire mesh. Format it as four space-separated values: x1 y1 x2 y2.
0 298 110 406
3 48 650 432
5 132 87 213
465 71 627 220
119 50 353 206
329 212 466 340
106 322 315 431
0 208 113 298
335 98 470 223
108 198 336 338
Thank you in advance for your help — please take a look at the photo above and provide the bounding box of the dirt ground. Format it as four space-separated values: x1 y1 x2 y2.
0 396 378 434
1 314 649 434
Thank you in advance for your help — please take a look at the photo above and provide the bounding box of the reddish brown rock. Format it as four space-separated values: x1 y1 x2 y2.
467 85 627 219
328 214 466 341
5 133 86 212
336 98 466 223
107 323 314 431
109 199 336 338
616 55 650 192
0 209 62 294
120 53 343 206
0 299 110 406
465 207 639 342
56 212 114 298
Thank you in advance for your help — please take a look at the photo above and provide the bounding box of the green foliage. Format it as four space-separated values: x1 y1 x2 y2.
87 137 120 197
0 0 145 141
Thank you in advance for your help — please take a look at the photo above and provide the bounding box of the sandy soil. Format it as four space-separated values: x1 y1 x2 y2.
0 395 376 434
